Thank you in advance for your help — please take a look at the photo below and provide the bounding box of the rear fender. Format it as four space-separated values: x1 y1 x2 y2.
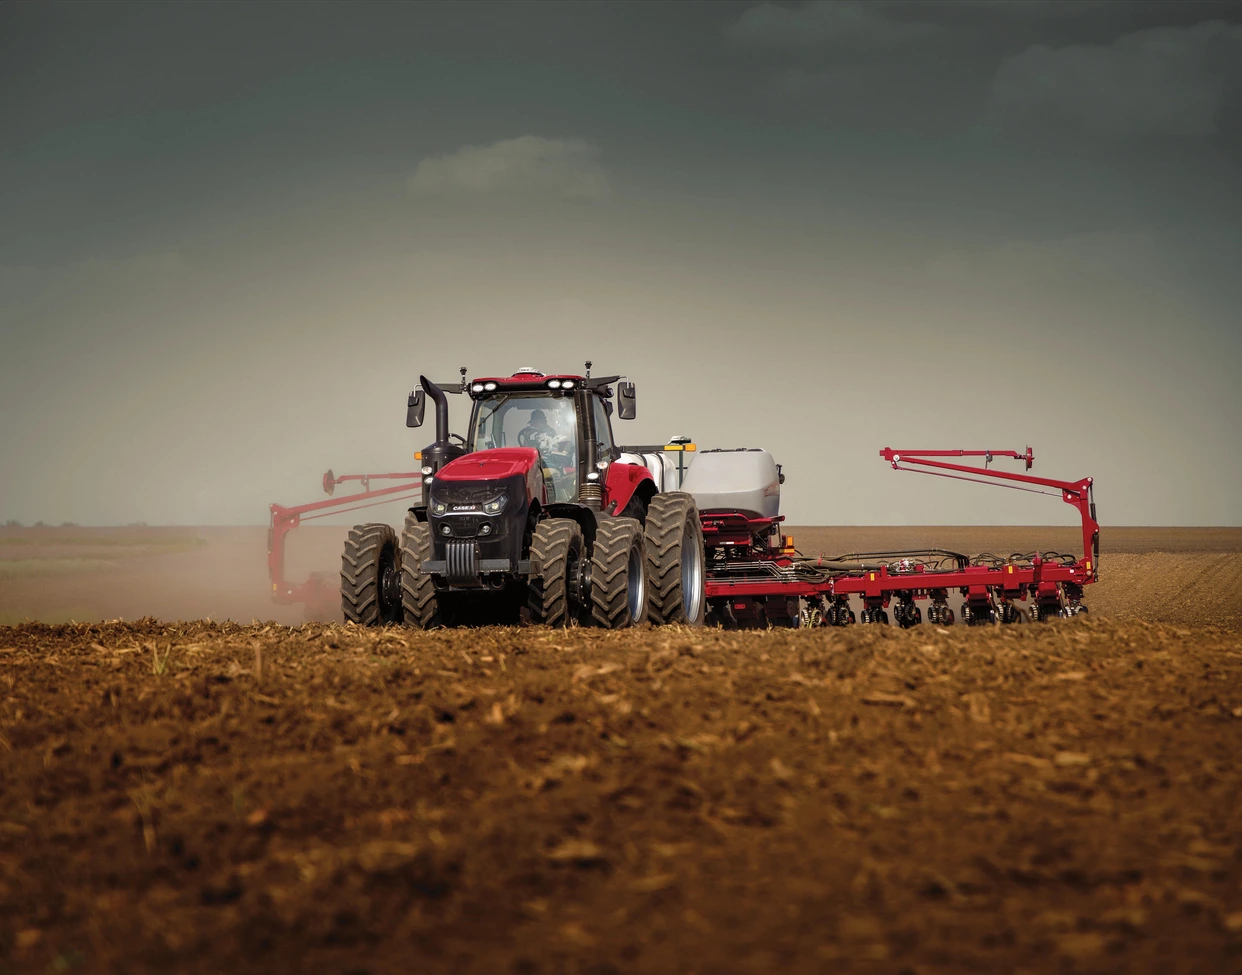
603 463 656 518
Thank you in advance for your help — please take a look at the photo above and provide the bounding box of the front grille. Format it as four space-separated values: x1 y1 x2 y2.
449 516 484 536
445 540 478 584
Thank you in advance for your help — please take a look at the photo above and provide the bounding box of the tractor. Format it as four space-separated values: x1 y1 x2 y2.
339 366 705 629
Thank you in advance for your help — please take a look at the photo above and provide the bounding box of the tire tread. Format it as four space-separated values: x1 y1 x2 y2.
590 517 645 628
644 492 705 625
400 514 444 629
341 523 401 626
528 518 583 627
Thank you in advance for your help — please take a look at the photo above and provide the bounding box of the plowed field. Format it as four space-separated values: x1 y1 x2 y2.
3 616 1242 974
3 526 1241 973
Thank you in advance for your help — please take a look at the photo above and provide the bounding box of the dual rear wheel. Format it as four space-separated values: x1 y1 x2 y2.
527 517 649 628
522 492 708 629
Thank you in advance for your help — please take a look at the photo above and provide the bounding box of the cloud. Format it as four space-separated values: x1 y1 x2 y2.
726 1 937 50
725 1 1108 51
407 136 611 200
987 20 1242 139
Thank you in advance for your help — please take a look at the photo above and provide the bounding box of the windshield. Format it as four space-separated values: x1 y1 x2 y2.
471 393 578 502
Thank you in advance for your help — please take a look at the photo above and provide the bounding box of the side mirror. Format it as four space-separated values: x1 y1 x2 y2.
617 382 636 420
406 389 426 428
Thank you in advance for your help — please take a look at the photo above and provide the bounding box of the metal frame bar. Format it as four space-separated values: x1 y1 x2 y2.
268 473 423 605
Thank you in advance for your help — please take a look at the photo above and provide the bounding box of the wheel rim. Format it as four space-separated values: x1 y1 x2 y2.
627 540 645 622
379 543 401 623
566 541 587 622
681 519 703 622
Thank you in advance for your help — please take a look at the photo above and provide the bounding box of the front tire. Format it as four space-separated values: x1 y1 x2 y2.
400 514 454 629
528 518 586 627
644 492 706 626
590 517 647 628
341 523 403 626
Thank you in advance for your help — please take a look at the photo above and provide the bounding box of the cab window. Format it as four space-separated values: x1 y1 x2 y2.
470 392 579 502
592 395 616 459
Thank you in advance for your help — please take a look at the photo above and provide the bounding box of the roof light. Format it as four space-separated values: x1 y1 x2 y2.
547 379 562 389
561 380 575 389
471 383 484 393
484 382 497 391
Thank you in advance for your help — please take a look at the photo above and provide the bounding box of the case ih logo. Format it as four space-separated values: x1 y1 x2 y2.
452 504 479 511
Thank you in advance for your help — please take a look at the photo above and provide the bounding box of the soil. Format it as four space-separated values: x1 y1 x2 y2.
2 526 1241 973
3 616 1242 974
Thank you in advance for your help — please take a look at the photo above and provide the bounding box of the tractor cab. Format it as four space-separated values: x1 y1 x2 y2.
464 369 624 504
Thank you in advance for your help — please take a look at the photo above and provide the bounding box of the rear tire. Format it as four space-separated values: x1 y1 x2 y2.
341 523 403 626
400 514 453 628
644 492 706 626
590 517 648 628
528 518 585 627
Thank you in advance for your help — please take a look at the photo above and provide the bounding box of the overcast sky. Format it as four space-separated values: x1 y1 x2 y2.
1 0 1240 528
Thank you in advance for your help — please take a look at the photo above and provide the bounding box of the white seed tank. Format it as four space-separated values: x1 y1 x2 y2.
681 448 781 519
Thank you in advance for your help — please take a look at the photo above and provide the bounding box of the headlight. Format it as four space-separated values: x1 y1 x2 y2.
432 500 448 515
483 495 508 515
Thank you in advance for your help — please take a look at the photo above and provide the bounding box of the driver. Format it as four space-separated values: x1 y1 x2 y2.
519 409 557 451
519 404 576 500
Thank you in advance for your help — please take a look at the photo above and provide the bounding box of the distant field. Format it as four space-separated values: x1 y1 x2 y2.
0 525 1239 626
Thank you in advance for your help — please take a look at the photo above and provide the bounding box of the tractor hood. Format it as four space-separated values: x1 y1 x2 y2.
437 448 541 482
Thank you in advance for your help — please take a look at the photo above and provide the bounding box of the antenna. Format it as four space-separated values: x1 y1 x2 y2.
459 366 467 392
584 360 592 379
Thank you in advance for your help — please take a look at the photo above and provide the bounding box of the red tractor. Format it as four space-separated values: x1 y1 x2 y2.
339 366 705 629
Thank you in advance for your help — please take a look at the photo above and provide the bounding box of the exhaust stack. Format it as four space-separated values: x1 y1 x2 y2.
420 375 450 447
